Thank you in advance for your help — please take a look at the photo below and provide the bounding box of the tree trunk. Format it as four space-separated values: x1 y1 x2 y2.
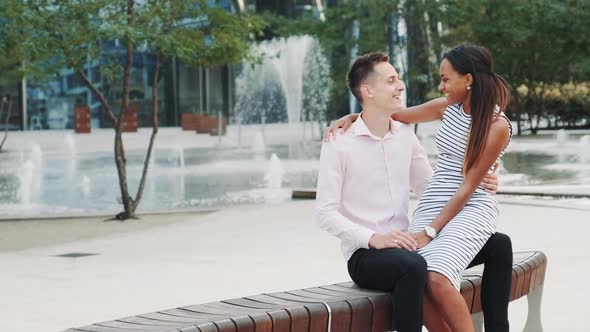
404 0 432 106
0 97 10 151
114 0 136 219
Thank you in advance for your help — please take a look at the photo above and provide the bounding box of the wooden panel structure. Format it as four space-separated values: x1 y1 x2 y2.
74 106 91 134
122 105 138 132
64 251 546 332
182 113 198 131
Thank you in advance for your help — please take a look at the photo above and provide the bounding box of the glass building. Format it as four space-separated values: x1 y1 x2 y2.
0 0 328 131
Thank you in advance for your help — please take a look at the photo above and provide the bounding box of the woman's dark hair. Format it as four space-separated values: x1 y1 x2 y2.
443 43 510 173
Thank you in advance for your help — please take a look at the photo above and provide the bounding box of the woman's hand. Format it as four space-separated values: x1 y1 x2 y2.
411 231 432 249
323 114 359 142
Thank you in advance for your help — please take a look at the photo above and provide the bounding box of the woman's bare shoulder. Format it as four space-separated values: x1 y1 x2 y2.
488 116 510 143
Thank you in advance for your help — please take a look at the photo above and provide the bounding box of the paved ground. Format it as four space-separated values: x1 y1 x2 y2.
0 197 588 332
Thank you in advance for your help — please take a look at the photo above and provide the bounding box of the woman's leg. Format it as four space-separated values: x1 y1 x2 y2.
426 272 474 332
467 232 512 332
423 292 452 332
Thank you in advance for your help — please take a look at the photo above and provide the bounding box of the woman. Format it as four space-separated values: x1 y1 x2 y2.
325 43 512 331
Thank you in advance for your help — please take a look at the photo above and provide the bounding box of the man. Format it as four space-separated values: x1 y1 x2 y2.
315 52 511 332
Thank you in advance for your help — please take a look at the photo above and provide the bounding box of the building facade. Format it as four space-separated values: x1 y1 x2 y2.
0 0 327 131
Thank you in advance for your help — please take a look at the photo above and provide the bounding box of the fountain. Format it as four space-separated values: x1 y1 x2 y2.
556 129 569 145
174 146 186 203
64 133 76 155
252 132 266 161
264 153 284 190
579 135 590 165
262 153 286 204
174 146 185 169
79 175 91 197
30 144 43 204
64 133 77 193
234 35 332 142
17 161 34 206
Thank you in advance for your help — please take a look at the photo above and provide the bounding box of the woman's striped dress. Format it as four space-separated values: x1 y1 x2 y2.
408 104 512 290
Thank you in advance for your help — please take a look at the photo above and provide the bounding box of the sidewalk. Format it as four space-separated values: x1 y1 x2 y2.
0 198 588 331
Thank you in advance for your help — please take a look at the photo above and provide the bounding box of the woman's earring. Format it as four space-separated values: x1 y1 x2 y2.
467 85 471 90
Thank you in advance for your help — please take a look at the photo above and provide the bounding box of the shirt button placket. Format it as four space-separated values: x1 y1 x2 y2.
382 140 396 220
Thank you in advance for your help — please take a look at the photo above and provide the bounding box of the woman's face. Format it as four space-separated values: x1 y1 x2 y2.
438 58 471 105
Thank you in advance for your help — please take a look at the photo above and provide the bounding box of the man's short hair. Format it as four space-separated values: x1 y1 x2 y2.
347 52 390 102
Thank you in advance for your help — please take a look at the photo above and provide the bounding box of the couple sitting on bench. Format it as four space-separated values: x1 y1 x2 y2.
316 44 513 332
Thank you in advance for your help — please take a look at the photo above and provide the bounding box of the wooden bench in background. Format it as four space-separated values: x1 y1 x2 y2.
64 251 546 332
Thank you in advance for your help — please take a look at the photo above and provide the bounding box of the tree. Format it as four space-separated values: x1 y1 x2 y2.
0 0 264 219
0 9 27 152
260 0 448 120
439 0 590 134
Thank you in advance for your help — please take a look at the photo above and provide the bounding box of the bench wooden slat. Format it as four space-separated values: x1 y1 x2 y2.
247 312 272 332
64 251 547 332
194 322 218 332
367 295 393 332
266 291 332 303
266 310 291 332
178 326 200 332
285 289 347 301
158 308 228 320
302 286 355 298
182 304 241 317
522 261 534 295
199 302 267 316
96 320 171 330
347 297 373 332
220 299 280 310
513 265 526 299
326 300 352 332
139 312 207 324
284 306 310 332
531 256 542 292
70 326 123 332
117 315 185 327
246 294 312 306
211 319 236 332
228 316 254 332
305 302 330 332
322 284 385 296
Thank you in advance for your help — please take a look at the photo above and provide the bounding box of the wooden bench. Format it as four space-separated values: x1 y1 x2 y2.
64 251 546 332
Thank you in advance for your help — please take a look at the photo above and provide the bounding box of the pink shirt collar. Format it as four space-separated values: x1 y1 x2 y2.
351 113 403 139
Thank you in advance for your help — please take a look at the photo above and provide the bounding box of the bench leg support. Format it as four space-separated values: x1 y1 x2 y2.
523 285 544 332
471 312 484 332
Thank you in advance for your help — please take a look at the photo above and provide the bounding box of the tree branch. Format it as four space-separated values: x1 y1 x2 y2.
134 50 160 205
77 69 117 127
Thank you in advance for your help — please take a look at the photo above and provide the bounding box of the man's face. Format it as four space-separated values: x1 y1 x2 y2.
362 62 405 112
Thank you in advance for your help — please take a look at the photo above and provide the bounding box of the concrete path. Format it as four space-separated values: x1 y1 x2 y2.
0 198 588 332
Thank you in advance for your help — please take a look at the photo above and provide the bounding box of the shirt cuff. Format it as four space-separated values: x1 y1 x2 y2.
355 227 376 249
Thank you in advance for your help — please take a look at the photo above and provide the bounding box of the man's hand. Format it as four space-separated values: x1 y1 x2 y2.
410 231 432 249
323 114 358 142
369 231 418 251
481 162 500 194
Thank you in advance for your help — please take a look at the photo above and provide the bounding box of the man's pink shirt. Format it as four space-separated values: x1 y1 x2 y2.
315 116 433 261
